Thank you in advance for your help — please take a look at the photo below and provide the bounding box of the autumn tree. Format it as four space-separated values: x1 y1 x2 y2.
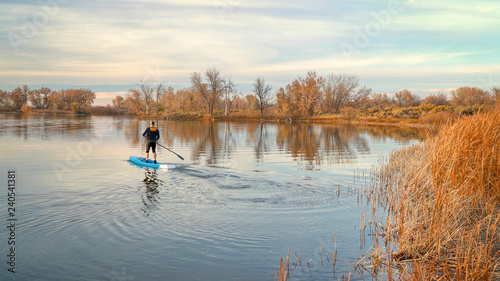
286 71 324 116
175 88 203 112
350 86 372 108
422 93 448 106
10 87 24 109
28 87 51 109
0 90 10 108
67 89 95 113
112 96 124 107
191 68 225 115
276 87 291 115
322 74 359 114
47 88 95 112
160 86 175 113
370 93 394 108
451 87 493 106
490 87 500 104
245 94 258 111
394 89 421 107
253 76 273 118
232 95 250 111
28 89 42 109
123 89 144 114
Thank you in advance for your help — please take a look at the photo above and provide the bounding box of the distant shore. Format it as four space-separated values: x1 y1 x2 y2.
0 109 440 128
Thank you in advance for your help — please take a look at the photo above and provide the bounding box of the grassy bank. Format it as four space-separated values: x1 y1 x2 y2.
366 106 500 279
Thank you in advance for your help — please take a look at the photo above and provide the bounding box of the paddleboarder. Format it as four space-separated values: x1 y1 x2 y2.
142 121 160 163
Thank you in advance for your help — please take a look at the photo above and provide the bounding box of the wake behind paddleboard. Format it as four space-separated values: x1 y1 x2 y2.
129 156 176 170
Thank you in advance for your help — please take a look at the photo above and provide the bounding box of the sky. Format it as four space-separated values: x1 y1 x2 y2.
0 0 499 106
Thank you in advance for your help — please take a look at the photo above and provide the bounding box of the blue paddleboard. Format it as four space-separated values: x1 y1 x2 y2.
129 156 176 170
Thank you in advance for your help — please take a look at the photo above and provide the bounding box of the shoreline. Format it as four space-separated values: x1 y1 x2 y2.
1 110 438 128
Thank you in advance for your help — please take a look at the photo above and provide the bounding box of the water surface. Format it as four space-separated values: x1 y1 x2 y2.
0 113 426 280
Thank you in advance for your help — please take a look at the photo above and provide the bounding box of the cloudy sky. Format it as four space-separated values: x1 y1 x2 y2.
0 0 499 105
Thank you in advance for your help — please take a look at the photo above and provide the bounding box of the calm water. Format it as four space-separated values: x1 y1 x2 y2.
0 113 426 281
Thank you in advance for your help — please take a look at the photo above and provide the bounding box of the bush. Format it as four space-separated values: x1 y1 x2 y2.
418 111 458 124
340 107 358 120
21 104 32 113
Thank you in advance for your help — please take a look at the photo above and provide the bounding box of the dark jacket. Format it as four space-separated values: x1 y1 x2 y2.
142 127 160 142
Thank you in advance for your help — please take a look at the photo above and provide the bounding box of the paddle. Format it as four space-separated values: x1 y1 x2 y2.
156 142 184 161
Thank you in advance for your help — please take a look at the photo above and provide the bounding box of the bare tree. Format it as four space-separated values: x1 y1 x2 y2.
370 93 394 108
223 78 236 116
422 93 448 106
322 74 359 114
350 86 372 108
155 82 164 115
138 80 154 115
0 90 10 108
22 84 29 105
490 87 500 103
191 68 225 115
112 96 124 107
451 87 493 106
394 89 421 107
39 87 51 109
28 89 43 109
27 87 51 109
253 76 273 118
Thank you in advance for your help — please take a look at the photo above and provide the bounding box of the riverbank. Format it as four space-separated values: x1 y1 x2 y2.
141 113 439 128
365 106 500 279
2 106 480 129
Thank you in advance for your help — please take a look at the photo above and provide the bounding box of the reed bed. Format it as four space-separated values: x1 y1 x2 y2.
367 109 500 280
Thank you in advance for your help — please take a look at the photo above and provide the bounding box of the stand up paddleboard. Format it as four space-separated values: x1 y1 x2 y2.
129 156 176 170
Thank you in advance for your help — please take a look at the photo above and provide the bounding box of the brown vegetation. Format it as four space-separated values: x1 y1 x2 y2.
365 107 500 279
2 80 498 126
0 85 96 113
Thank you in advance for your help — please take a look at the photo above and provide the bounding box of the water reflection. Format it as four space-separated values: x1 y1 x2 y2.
148 120 430 168
0 113 431 169
140 168 163 214
0 113 95 140
276 124 371 167
254 123 271 161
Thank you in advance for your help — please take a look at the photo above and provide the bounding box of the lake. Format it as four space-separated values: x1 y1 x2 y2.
0 113 426 281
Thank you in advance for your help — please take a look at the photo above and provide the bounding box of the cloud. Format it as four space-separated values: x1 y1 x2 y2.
95 91 128 99
0 0 499 95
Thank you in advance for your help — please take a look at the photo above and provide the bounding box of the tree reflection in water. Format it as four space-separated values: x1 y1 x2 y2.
125 120 433 169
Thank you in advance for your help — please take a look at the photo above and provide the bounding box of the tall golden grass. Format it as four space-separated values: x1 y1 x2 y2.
368 108 500 280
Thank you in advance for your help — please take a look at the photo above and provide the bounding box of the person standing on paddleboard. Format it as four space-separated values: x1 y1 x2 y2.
142 121 160 163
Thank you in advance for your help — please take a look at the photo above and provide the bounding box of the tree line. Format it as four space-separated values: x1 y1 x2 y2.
115 68 500 118
2 69 498 118
0 85 95 113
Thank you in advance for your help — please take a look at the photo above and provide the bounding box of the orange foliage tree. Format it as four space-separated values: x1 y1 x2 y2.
451 86 493 106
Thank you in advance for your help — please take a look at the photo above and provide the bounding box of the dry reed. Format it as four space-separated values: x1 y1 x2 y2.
275 249 290 281
366 109 500 280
